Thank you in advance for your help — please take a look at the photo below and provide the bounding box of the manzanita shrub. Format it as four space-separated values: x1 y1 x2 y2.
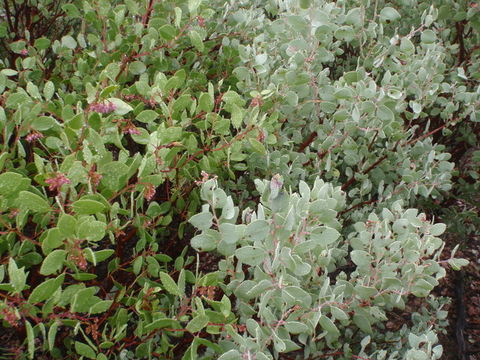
0 0 477 359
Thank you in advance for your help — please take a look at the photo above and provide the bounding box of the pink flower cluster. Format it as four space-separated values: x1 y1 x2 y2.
45 173 71 192
144 183 156 201
89 101 117 114
123 124 141 136
25 131 44 142
68 239 87 271
1 305 18 327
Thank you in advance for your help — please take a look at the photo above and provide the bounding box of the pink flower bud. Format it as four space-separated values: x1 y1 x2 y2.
45 173 71 191
25 131 44 142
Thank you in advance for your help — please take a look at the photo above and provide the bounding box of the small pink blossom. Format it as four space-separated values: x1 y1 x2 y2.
1 305 19 327
195 170 217 185
89 101 117 114
197 16 205 27
144 183 156 201
123 125 141 136
20 49 28 56
45 173 71 192
90 172 102 187
250 95 263 107
25 131 44 142
8 209 19 219
68 239 87 271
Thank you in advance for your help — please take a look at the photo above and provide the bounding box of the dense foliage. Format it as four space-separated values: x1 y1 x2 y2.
0 0 478 359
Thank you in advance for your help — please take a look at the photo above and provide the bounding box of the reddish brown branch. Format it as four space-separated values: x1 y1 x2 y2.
141 0 156 28
455 21 466 65
405 122 448 146
298 132 317 152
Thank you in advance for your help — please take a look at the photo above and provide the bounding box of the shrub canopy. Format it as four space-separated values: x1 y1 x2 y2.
0 0 478 359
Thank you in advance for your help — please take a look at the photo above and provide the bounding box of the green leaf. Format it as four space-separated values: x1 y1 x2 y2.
72 273 97 281
282 286 312 307
189 212 213 231
95 250 115 262
186 315 209 333
448 258 469 271
100 161 128 191
28 276 63 303
43 81 55 100
10 40 26 53
174 7 182 27
400 38 415 54
42 227 63 254
355 285 378 299
334 26 355 42
77 219 106 241
429 223 446 236
32 116 56 131
218 350 241 360
410 101 422 114
129 61 146 75
89 300 113 314
160 272 181 296
285 91 298 106
1 69 17 76
319 315 340 337
222 91 246 107
311 227 340 245
230 104 244 129
71 199 106 215
75 341 96 359
198 92 213 112
17 191 51 213
104 63 120 81
136 110 158 123
61 35 77 49
220 295 231 317
144 319 181 332
58 214 77 237
35 38 51 50
40 250 66 275
191 233 217 252
248 138 266 155
285 321 309 334
377 105 394 122
188 0 202 14
0 172 23 195
246 279 274 298
288 15 308 33
235 246 267 266
353 314 372 334
189 30 205 52
245 220 270 241
219 223 240 244
299 0 311 9
221 196 235 219
48 322 59 351
159 24 176 41
421 30 436 44
62 3 81 17
6 92 30 108
8 258 26 293
351 250 372 268
107 98 133 115
331 306 349 320
411 279 434 297
379 7 401 22
26 320 35 359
